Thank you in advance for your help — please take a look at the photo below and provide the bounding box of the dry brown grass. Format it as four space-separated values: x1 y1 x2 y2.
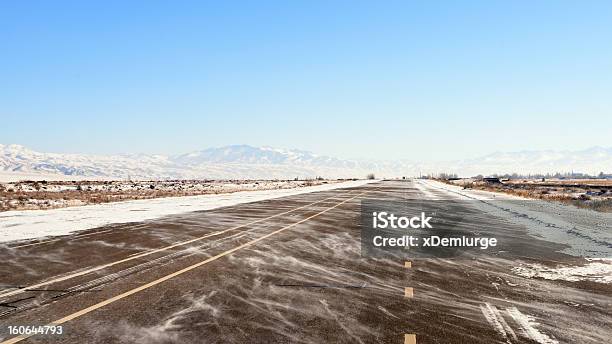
451 179 611 212
505 179 612 186
0 179 336 212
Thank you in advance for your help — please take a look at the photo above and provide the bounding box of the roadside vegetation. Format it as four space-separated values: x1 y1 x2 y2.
438 177 612 212
0 179 344 212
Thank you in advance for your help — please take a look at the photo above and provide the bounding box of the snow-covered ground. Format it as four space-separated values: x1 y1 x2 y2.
416 179 612 283
512 261 612 284
0 179 375 244
418 179 612 258
0 180 339 211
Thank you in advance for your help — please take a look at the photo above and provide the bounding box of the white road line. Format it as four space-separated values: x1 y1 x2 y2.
0 190 369 344
0 191 355 299
9 230 114 249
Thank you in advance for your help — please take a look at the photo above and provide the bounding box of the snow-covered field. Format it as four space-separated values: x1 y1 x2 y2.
418 179 612 257
0 179 375 244
417 179 612 284
0 179 339 211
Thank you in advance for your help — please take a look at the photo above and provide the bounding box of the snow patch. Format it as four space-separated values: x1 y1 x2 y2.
512 261 612 284
418 180 612 258
506 307 559 344
0 180 375 243
480 303 517 341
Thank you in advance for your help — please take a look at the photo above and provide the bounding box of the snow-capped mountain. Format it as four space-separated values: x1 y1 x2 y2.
173 145 372 169
451 147 612 176
175 145 320 165
0 144 379 180
0 144 176 179
1 144 611 181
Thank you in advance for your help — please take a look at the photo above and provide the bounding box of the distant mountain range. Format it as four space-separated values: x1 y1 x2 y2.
1 144 611 180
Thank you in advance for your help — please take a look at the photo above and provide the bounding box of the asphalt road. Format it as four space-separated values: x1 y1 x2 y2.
0 181 610 343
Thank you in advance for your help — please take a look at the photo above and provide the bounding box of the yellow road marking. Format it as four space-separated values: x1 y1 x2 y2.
0 191 354 299
0 190 368 344
404 333 417 344
404 261 412 268
404 287 413 298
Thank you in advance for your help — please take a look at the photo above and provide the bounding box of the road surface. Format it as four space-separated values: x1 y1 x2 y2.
0 181 610 343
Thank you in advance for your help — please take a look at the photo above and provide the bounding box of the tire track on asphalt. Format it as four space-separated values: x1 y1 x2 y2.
0 193 355 318
0 190 359 300
0 189 371 344
8 230 114 249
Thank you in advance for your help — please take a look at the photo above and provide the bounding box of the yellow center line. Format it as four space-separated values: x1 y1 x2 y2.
0 190 369 344
0 191 354 299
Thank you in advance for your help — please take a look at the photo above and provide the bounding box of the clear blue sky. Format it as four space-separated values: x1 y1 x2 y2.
1 1 611 161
